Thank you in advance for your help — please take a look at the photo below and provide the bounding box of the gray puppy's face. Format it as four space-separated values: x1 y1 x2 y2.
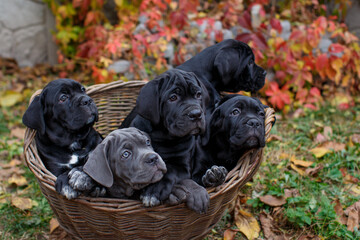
211 95 266 149
84 128 167 190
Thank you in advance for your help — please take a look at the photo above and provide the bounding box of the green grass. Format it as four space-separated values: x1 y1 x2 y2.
1 98 359 239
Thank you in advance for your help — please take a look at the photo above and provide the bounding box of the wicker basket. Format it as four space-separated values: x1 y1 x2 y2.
24 80 276 240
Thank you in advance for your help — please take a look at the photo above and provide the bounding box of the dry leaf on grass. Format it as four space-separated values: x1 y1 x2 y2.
10 127 26 139
234 199 260 240
310 147 331 158
320 141 346 152
8 174 28 186
50 218 60 234
223 228 239 240
344 200 360 232
259 212 287 240
333 199 347 225
267 135 283 142
290 156 314 168
11 197 37 210
351 134 360 144
290 164 305 176
305 164 324 177
260 195 287 207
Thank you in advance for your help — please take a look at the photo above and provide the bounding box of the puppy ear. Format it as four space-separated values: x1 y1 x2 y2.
214 48 238 86
22 94 46 135
83 138 113 188
191 72 210 108
136 79 160 125
252 97 268 109
201 108 222 145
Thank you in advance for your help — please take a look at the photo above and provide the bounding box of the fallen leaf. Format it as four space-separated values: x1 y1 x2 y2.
292 108 305 118
8 175 28 186
0 91 23 107
340 168 359 184
323 126 333 139
315 133 327 144
267 135 283 142
290 156 314 168
305 164 324 177
223 228 239 240
234 202 260 240
290 163 305 176
319 141 346 152
259 212 287 240
260 195 286 207
284 189 300 198
279 153 290 159
10 127 26 139
49 218 60 234
333 199 347 225
11 197 34 210
351 134 360 144
347 185 360 196
310 147 331 158
344 200 360 232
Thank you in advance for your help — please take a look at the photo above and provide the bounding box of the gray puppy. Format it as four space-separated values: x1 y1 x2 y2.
69 128 167 198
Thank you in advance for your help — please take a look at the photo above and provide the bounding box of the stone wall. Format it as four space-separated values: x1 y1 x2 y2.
0 0 57 67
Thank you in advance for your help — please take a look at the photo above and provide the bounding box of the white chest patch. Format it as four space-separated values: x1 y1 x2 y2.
69 155 79 165
58 154 79 168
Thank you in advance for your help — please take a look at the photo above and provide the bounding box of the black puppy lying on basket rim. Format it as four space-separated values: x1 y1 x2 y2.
22 78 103 199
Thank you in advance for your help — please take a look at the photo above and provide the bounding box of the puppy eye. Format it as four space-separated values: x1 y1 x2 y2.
81 87 86 92
169 94 178 102
146 139 151 146
259 111 265 117
195 91 202 99
59 94 68 103
122 151 131 158
231 108 241 116
248 60 254 66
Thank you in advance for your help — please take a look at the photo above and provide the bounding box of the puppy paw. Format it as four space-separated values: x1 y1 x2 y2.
60 185 81 199
202 165 228 188
140 194 161 207
68 167 95 191
89 186 107 197
171 179 209 213
55 172 81 199
166 185 189 206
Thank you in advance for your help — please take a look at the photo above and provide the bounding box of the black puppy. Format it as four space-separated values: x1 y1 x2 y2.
177 39 267 108
22 79 102 199
121 69 209 207
192 95 266 186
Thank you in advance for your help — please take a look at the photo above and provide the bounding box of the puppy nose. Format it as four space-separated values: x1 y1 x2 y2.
246 119 261 128
188 109 202 121
146 154 158 165
80 96 92 106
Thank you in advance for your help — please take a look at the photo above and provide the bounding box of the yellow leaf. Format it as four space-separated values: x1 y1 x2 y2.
49 218 60 234
310 147 331 158
11 197 34 210
279 153 290 159
234 209 260 240
290 156 314 168
8 175 28 186
290 163 305 176
348 185 360 196
0 91 23 107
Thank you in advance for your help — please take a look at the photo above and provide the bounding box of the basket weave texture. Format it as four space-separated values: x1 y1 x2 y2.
24 80 276 240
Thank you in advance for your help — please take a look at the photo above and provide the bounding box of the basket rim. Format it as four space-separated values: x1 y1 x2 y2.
23 80 276 210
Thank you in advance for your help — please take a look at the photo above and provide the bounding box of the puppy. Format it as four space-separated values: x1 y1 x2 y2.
166 179 209 214
69 128 167 198
177 39 267 108
120 69 209 207
192 95 266 185
22 78 102 199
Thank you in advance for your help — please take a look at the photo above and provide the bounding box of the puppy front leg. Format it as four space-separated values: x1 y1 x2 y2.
55 171 81 199
68 166 106 197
